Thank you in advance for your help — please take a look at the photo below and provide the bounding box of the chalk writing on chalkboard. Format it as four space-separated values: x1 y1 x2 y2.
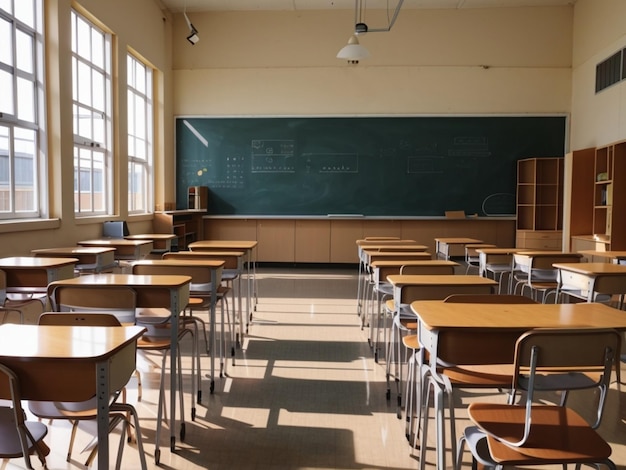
302 153 359 173
175 116 566 216
251 139 296 173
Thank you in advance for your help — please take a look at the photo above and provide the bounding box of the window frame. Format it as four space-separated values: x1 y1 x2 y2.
127 51 154 215
0 0 46 219
70 8 113 216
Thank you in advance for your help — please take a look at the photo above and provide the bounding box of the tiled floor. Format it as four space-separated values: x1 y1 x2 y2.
11 266 626 469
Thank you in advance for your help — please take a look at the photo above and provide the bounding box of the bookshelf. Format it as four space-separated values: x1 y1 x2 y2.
153 210 204 251
569 141 626 252
516 157 564 249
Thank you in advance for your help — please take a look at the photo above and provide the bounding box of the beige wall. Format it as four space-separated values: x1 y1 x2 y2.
571 0 626 149
172 7 573 116
6 1 626 256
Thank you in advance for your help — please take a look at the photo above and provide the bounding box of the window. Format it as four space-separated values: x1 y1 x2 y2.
596 49 625 93
0 0 44 218
71 9 112 215
127 53 153 213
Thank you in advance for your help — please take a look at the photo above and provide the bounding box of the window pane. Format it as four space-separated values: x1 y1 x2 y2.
77 61 92 105
14 127 35 212
0 17 12 66
16 29 33 73
17 77 34 122
0 126 9 212
0 70 14 115
76 105 92 141
92 69 105 112
91 28 104 69
0 0 12 15
76 17 91 60
14 0 35 29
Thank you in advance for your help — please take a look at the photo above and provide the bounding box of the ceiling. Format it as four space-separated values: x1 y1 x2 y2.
160 0 577 13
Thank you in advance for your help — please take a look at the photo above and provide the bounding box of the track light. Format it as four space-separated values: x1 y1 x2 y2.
184 11 199 45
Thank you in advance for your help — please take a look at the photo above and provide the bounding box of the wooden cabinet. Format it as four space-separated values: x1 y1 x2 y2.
516 157 563 249
567 142 626 251
153 210 204 251
591 142 626 249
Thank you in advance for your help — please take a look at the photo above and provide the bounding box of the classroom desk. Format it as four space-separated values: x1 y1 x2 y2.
164 250 246 346
31 246 117 273
359 251 433 328
47 273 191 454
366 260 459 361
578 250 626 264
0 323 145 470
510 251 583 297
125 233 177 253
410 300 626 470
553 262 626 308
476 247 519 293
188 240 258 327
78 239 153 263
0 256 78 305
130 259 225 386
354 239 419 316
434 237 483 260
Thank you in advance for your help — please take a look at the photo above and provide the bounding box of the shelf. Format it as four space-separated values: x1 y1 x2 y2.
516 157 563 240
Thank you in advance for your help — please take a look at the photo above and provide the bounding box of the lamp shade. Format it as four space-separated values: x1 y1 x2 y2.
336 35 370 64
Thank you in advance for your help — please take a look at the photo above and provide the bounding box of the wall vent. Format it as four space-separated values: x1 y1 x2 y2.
595 49 624 93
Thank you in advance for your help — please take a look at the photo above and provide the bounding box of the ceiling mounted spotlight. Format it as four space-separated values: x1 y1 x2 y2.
184 10 199 45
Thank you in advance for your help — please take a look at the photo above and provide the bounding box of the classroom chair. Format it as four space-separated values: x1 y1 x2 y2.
0 362 49 470
457 328 620 469
415 294 537 469
29 312 147 470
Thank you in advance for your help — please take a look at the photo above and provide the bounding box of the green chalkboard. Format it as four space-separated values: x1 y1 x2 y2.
175 116 566 216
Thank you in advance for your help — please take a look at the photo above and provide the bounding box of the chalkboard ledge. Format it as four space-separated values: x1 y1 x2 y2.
202 215 516 221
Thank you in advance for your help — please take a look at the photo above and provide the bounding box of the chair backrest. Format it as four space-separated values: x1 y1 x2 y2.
52 286 136 324
443 294 537 304
507 328 621 446
399 283 493 305
163 251 240 270
0 362 48 467
38 312 122 326
400 264 456 275
132 263 212 287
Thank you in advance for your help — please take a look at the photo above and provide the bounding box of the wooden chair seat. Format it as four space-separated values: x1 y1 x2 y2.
468 403 612 464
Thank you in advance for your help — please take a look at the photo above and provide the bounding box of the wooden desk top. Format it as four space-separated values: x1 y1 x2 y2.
516 251 582 258
363 250 431 257
132 259 225 268
125 233 176 241
165 250 245 258
370 260 458 268
32 247 116 256
78 239 152 247
356 239 416 246
360 244 428 252
476 247 519 255
0 256 79 268
387 274 498 288
578 250 626 260
411 300 626 331
189 240 257 250
435 238 483 244
0 323 145 360
552 262 626 275
47 273 191 290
